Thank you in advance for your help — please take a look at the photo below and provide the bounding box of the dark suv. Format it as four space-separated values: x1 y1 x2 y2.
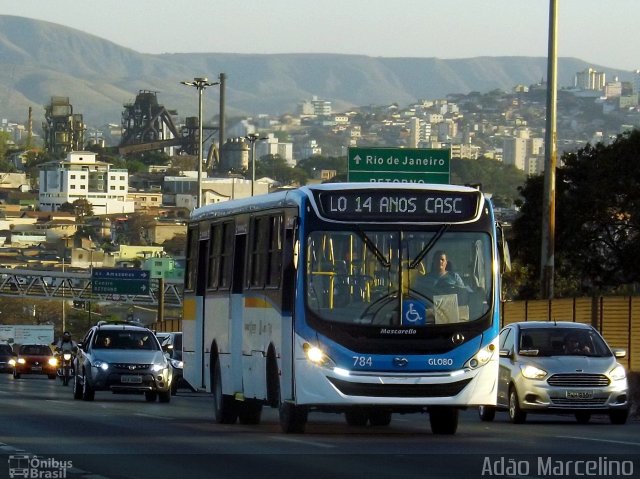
74 322 172 403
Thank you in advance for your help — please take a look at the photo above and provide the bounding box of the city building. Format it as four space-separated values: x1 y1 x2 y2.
575 68 606 91
38 151 135 214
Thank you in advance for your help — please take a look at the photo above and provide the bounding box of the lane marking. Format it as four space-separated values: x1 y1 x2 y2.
556 435 640 447
268 436 336 449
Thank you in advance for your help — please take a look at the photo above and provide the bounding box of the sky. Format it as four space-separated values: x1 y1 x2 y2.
2 0 639 71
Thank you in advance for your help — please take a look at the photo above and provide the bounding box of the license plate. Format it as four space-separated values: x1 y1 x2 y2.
121 375 143 384
566 390 593 399
31 366 42 372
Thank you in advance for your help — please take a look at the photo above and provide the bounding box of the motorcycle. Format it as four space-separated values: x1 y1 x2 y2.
56 350 75 386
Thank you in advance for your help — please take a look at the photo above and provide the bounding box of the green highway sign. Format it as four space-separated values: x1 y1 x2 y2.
92 278 150 295
347 147 450 183
91 268 151 295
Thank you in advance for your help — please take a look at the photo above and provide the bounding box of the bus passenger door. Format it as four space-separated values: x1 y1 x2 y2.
230 232 246 397
278 217 297 402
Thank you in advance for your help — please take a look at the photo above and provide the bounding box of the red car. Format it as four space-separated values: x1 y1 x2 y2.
11 344 58 379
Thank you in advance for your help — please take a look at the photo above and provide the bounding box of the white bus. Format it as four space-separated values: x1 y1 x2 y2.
182 183 508 433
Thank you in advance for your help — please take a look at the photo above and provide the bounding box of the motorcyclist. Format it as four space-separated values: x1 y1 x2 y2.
55 331 77 353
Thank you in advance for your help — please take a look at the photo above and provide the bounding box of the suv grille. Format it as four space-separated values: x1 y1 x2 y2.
111 363 150 371
547 373 610 387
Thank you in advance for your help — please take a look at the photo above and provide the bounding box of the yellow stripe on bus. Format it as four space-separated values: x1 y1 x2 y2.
245 297 270 308
183 297 197 320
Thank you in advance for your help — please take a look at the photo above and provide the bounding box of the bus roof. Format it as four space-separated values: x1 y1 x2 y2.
190 182 486 223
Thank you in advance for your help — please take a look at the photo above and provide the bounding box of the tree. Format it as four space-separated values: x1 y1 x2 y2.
510 129 640 298
75 198 94 219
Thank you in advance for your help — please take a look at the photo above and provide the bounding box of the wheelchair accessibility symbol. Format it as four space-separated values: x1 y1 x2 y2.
402 300 426 326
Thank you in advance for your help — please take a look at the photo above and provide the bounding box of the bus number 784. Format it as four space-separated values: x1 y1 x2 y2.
353 356 373 367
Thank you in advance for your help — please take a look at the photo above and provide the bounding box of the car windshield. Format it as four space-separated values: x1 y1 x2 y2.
19 345 52 355
518 328 611 357
306 229 492 326
93 331 160 351
0 344 13 354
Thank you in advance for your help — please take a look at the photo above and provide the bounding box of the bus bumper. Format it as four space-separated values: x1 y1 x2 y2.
294 357 498 407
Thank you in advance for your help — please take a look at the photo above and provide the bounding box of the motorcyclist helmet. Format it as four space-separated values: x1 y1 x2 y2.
62 331 71 341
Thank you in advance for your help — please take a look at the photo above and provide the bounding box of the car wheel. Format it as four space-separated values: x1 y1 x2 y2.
170 381 178 396
478 405 496 422
81 370 95 401
345 409 369 426
575 412 591 424
609 409 628 425
12 370 20 379
429 406 459 435
73 374 83 400
212 358 237 424
158 391 171 403
145 391 158 402
368 409 392 426
508 388 526 424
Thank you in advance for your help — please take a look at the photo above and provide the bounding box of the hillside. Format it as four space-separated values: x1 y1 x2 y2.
0 15 634 126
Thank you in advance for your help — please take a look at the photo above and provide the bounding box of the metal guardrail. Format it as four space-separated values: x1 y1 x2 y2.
0 268 183 307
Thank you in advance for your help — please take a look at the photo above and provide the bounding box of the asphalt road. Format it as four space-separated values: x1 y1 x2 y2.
0 374 638 479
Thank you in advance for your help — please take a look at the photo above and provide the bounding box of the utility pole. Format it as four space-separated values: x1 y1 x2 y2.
540 0 558 299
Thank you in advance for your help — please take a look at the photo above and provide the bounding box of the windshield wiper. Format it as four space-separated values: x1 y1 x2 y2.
354 226 391 268
409 224 449 269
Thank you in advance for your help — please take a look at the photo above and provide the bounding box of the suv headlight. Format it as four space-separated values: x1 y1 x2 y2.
520 364 547 379
610 364 626 381
92 360 109 371
151 363 167 373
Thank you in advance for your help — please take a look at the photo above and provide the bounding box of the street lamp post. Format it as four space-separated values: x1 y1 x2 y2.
245 133 267 196
181 77 219 208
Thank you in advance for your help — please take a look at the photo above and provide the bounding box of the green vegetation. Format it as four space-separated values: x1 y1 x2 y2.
508 129 640 299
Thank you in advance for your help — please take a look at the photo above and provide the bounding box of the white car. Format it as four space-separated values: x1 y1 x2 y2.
479 321 628 424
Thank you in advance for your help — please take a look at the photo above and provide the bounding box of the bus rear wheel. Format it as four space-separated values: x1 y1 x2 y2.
213 358 238 424
279 401 307 433
429 406 458 435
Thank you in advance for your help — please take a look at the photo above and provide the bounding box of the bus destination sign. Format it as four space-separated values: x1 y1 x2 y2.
315 190 480 222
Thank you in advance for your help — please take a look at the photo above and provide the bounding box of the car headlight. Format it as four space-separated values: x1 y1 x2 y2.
92 360 109 371
520 364 547 379
17 358 26 364
465 343 496 369
303 342 335 368
610 364 626 381
48 357 58 367
151 363 167 373
170 359 183 369
8 359 16 366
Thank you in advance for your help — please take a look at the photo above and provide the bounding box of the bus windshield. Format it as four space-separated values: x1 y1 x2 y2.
306 229 492 327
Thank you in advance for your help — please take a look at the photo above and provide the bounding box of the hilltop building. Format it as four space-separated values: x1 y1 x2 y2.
38 151 135 214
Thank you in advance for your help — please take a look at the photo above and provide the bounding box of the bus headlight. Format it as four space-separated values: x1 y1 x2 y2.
465 343 496 369
303 343 335 368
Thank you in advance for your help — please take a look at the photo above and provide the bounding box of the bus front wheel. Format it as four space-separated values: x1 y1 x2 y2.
279 401 307 433
429 406 458 435
213 358 238 424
